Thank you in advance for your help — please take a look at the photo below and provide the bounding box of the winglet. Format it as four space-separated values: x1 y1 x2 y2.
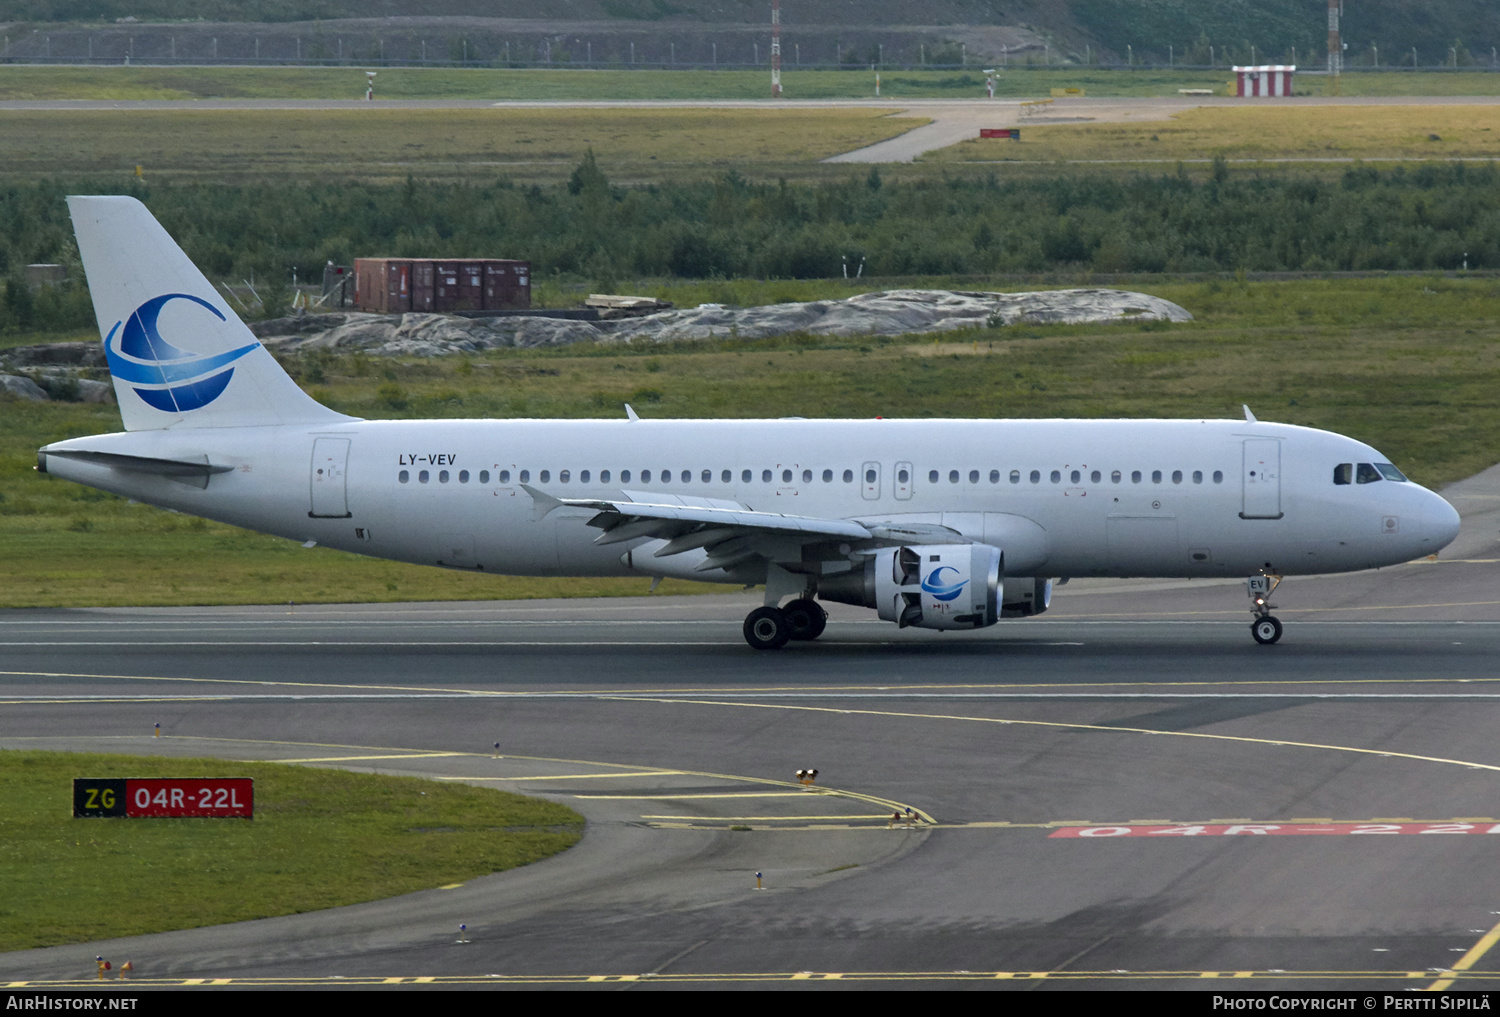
624 403 640 422
521 483 564 521
1243 404 1257 423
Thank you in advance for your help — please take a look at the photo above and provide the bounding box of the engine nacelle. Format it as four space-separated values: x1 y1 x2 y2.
819 544 1001 631
1001 577 1053 618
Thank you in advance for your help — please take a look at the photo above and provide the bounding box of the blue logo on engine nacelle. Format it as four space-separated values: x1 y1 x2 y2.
921 565 968 602
104 293 259 412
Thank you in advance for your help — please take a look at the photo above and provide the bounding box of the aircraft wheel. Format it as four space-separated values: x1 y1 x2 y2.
1251 616 1283 645
744 606 791 650
782 598 828 641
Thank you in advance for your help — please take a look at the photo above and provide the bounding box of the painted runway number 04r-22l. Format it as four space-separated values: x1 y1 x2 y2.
1051 822 1500 838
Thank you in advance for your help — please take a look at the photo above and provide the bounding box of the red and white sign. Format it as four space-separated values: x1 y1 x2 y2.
1233 66 1296 97
1051 822 1500 838
125 778 253 818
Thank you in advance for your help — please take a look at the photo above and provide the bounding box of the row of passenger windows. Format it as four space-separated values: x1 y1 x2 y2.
398 467 871 485
935 468 1225 486
396 466 1226 486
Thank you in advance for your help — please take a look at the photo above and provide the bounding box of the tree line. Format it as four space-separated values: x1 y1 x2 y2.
3 158 1499 334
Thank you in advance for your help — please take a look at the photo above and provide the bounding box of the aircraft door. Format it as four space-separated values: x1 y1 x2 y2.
894 461 913 500
861 461 881 501
1241 439 1283 519
309 437 351 518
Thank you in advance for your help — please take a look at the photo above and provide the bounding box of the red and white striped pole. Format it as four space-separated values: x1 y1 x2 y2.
771 0 782 97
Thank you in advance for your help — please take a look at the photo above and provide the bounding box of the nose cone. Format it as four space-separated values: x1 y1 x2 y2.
1425 492 1462 552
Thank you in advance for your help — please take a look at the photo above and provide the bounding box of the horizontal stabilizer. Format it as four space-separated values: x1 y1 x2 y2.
39 449 234 489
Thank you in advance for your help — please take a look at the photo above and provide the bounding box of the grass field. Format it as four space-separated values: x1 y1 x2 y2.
7 97 1498 188
0 750 582 951
929 105 1500 165
0 106 919 184
5 65 1500 101
3 274 1499 609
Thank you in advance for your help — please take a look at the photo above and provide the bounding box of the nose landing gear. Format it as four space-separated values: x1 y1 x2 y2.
1247 572 1283 644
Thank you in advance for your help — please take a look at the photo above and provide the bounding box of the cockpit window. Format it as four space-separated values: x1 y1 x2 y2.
1356 463 1382 484
1375 462 1408 482
1333 463 1352 486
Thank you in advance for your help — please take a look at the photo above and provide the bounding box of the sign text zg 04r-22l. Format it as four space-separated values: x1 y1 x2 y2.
73 778 254 818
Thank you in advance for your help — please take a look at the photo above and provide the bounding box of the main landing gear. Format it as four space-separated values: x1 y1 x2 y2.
1247 571 1284 645
743 598 827 650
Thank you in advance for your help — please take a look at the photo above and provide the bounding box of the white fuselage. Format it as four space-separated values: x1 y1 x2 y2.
40 417 1460 582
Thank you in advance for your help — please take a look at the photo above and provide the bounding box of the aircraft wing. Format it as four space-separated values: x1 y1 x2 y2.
522 484 967 573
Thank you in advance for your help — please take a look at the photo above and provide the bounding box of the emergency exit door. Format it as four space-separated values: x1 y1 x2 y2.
310 438 351 518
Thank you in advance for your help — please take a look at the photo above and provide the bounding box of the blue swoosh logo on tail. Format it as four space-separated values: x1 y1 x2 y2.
103 293 259 411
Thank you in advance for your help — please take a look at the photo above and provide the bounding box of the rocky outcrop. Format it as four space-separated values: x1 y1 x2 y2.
0 374 49 401
255 289 1192 356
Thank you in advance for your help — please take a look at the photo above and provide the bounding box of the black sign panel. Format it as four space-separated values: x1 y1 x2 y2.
73 778 127 817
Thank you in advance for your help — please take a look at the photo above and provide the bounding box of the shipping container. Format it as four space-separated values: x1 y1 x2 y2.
354 258 530 314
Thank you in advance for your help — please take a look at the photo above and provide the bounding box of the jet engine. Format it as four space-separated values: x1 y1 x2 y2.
819 544 1001 630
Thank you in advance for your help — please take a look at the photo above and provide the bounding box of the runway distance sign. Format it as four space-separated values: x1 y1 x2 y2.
73 778 254 818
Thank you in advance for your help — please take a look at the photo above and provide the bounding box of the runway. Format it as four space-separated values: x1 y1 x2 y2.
5 465 1500 989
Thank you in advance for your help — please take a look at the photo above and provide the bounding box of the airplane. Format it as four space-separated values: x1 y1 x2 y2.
36 196 1462 649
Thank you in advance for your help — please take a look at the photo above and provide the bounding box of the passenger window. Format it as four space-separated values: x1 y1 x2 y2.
519 469 529 483
782 469 793 483
499 469 511 484
559 470 570 483
865 468 877 483
1090 470 1101 483
762 469 772 483
399 470 410 483
420 470 430 483
1333 463 1352 485
1111 471 1121 483
1070 470 1080 484
802 469 813 483
1171 470 1182 484
1213 470 1223 483
1192 470 1202 484
1356 463 1382 484
641 470 651 483
843 469 854 483
949 470 960 484
537 470 548 483
620 470 630 483
1151 470 1162 484
600 470 610 483
439 470 451 483
824 469 834 482
742 469 752 483
1030 470 1041 483
679 470 689 484
1050 470 1061 484
897 468 909 483
703 469 712 483
459 470 470 483
1010 470 1021 484
581 470 591 483
479 470 489 484
721 470 731 483
990 469 1000 483
969 470 979 484
930 470 940 484
1132 471 1142 483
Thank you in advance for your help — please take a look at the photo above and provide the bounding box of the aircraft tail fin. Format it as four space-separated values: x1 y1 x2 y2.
67 195 356 431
